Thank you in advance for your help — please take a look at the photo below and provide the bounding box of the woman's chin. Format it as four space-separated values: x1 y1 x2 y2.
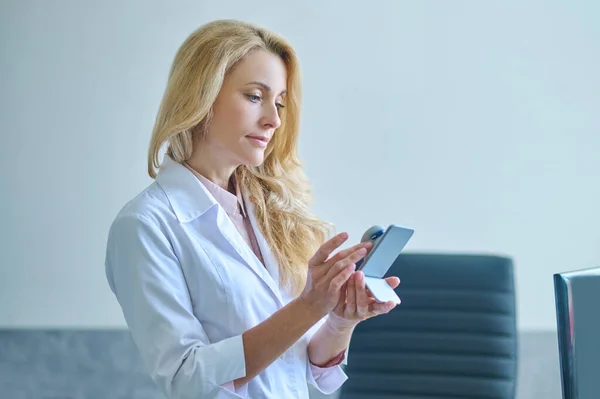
243 153 266 168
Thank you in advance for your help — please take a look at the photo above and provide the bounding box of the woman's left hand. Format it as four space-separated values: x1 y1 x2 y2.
327 270 400 332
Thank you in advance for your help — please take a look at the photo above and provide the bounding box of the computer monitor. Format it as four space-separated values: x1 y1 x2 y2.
554 267 600 399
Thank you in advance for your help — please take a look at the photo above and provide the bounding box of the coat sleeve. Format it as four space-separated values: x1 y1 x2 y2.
304 316 349 395
105 214 245 399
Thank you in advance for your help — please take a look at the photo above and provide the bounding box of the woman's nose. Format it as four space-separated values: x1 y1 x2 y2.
262 104 281 129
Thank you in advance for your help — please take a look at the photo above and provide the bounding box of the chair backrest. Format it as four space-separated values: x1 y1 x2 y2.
340 253 518 399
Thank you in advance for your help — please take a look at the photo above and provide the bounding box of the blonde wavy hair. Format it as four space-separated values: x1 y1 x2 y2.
148 19 333 296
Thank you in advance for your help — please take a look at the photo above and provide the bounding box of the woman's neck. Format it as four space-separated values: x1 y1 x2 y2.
186 152 237 192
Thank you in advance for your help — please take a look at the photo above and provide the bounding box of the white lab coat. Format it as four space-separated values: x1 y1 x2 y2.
105 155 347 399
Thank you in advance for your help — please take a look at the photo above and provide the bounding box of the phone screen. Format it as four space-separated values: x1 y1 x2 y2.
358 225 414 278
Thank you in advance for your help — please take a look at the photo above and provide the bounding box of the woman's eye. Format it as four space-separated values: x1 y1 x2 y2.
247 94 261 103
276 103 285 109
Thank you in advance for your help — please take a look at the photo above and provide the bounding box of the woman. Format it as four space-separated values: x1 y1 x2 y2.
105 19 400 399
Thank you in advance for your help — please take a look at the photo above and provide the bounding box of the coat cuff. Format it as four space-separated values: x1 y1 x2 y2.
306 353 348 394
208 334 246 386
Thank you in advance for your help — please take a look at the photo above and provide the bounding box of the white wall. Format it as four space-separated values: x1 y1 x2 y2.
1 0 598 330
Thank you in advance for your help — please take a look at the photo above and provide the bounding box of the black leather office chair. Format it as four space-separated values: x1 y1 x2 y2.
340 253 518 399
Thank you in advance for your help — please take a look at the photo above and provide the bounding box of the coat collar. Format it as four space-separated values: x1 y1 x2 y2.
155 154 217 223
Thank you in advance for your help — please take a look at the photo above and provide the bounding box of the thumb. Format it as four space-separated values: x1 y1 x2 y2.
384 276 401 289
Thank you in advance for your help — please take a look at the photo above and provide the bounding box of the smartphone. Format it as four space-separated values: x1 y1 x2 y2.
358 224 414 303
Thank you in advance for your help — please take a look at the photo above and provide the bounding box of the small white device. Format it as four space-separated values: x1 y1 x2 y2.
356 224 414 304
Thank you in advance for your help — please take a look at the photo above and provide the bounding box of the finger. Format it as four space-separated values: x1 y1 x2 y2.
324 247 367 282
370 300 397 314
356 271 370 319
384 276 401 289
330 262 356 292
311 241 371 281
333 281 348 314
312 246 371 284
308 233 348 267
345 272 357 318
324 240 373 267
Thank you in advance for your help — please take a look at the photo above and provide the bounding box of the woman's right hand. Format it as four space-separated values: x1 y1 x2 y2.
299 233 373 317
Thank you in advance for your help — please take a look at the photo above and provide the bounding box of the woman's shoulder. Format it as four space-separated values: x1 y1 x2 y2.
109 181 175 229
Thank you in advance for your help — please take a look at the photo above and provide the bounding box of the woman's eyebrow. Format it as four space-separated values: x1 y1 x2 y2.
245 81 287 95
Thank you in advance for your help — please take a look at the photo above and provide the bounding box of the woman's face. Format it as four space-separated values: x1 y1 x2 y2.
202 49 288 168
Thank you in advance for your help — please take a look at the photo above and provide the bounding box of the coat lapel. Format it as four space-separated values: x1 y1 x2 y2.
155 156 284 306
213 201 284 306
243 192 281 293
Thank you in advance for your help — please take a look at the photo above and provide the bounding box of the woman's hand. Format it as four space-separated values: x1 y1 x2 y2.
328 271 401 332
299 233 372 318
